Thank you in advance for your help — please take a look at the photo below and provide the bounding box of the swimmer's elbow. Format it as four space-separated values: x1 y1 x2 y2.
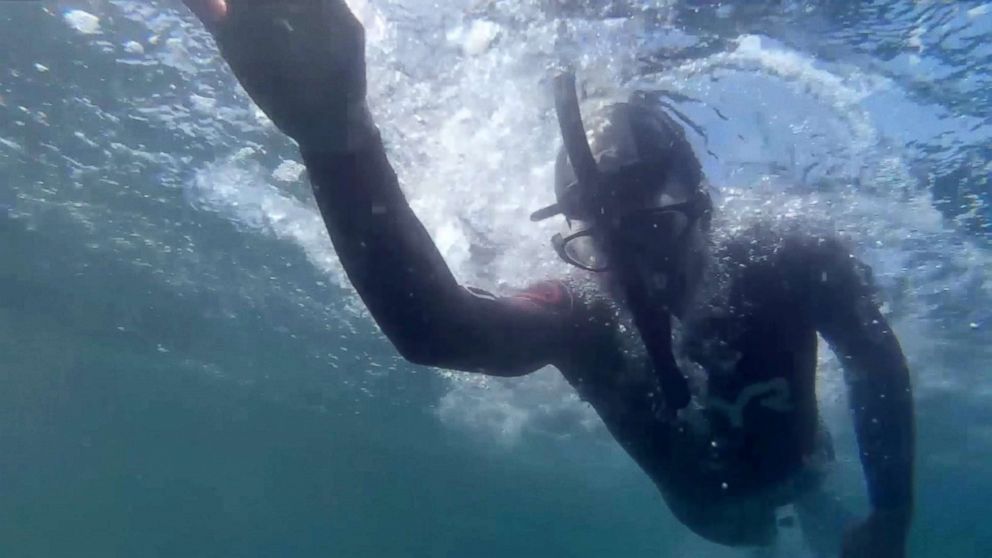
381 286 563 376
388 330 469 370
393 339 445 367
389 333 447 367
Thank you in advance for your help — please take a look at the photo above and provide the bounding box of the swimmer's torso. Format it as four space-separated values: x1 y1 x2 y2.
557 234 822 507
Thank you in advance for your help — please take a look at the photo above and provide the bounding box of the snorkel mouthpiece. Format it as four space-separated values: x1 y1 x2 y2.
552 72 691 412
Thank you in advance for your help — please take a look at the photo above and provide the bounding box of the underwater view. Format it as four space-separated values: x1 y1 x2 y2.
1 0 990 556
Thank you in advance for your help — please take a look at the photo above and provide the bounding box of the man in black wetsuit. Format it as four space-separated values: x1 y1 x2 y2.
183 1 914 556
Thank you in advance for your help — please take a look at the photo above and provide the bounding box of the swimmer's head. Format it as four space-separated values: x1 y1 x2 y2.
532 97 711 312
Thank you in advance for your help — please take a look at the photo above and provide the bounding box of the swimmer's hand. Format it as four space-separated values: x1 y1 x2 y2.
842 509 910 558
183 0 370 151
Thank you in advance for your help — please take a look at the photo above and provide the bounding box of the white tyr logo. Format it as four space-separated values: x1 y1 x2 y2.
707 377 794 429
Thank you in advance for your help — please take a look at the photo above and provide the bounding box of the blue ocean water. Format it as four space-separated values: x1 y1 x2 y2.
1 1 990 556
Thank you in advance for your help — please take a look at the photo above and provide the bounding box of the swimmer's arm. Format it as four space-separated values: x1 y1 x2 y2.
302 140 574 376
807 239 914 526
181 0 572 376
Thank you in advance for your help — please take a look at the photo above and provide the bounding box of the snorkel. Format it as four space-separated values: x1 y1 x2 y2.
552 72 692 412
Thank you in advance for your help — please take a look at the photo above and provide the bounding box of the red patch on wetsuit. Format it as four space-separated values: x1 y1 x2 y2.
511 281 570 310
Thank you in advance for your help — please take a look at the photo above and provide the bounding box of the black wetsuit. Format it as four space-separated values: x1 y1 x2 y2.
299 126 914 546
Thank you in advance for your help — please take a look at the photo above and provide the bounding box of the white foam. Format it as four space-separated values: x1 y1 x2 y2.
0 137 23 153
437 367 604 444
968 4 990 19
188 93 216 113
123 40 145 55
63 9 102 35
188 151 347 288
453 20 501 56
272 160 306 183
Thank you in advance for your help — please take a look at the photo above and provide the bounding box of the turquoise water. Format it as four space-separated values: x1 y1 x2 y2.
1 1 990 556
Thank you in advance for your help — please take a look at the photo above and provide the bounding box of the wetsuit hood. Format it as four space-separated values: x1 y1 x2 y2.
530 89 706 224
